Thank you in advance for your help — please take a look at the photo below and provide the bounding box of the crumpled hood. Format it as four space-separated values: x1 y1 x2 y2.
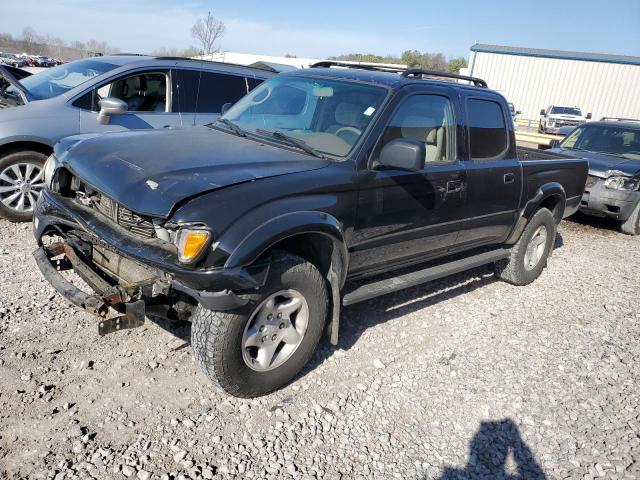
59 126 330 217
551 148 640 177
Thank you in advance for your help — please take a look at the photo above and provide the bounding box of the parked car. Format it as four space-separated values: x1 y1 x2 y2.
33 63 588 397
539 105 591 134
549 118 640 234
0 55 275 221
0 53 27 68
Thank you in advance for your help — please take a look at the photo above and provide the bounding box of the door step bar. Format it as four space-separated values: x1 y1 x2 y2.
342 248 510 306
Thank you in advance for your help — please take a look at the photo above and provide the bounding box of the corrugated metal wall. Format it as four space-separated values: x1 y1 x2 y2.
469 51 640 122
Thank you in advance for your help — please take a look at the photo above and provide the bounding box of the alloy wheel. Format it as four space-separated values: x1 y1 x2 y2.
524 225 548 271
242 289 309 372
0 162 45 213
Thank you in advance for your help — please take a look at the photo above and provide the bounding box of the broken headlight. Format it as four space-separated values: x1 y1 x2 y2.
603 173 640 191
43 154 61 190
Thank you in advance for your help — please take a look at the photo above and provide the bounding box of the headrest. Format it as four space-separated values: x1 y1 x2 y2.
335 103 362 126
401 115 436 142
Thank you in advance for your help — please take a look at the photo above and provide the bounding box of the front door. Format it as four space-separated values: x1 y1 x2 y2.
350 91 467 276
79 70 184 133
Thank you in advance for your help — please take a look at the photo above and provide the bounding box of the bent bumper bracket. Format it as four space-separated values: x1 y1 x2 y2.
33 244 146 336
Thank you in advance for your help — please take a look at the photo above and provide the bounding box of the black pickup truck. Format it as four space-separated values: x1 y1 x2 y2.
33 63 588 397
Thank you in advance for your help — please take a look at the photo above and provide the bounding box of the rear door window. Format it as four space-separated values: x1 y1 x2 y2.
197 72 248 113
172 69 201 113
467 98 508 159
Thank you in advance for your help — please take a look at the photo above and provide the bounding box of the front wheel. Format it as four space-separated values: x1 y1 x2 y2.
495 208 556 286
620 200 640 235
191 253 328 397
0 150 48 222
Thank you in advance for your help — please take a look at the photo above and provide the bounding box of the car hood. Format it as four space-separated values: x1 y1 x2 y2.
59 126 331 218
551 148 640 177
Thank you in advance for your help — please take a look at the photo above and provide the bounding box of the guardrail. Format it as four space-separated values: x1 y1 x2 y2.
515 131 564 148
514 117 564 148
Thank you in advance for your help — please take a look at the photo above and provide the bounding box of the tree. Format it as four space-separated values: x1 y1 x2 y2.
447 56 468 74
191 12 225 57
21 26 41 54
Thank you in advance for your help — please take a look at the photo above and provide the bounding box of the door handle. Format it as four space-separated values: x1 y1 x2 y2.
446 180 463 193
504 173 516 184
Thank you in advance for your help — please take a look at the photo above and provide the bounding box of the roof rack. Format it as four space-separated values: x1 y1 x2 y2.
600 117 640 123
310 61 488 88
402 69 487 88
311 61 406 73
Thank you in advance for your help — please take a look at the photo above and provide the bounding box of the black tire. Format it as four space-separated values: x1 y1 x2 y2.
538 122 544 134
620 201 640 235
495 208 556 286
0 150 48 222
191 253 328 397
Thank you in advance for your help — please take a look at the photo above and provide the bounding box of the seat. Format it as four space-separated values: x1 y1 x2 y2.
123 76 148 112
400 115 443 162
327 103 365 144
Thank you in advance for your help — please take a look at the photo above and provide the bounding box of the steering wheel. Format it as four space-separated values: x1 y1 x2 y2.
335 126 362 144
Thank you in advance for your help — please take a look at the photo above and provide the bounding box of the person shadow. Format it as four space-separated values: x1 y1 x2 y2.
439 419 546 480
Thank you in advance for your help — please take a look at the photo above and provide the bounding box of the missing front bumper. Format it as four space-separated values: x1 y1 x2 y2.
33 243 150 335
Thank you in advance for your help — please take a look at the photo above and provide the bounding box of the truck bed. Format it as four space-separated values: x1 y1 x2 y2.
516 146 574 161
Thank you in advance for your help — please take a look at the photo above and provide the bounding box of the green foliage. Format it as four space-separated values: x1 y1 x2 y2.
329 51 467 73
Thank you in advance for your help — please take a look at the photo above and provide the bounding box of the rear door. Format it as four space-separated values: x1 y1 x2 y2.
193 71 254 125
350 86 468 275
454 95 521 249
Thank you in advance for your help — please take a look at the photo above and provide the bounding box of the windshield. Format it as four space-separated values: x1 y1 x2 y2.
221 75 388 157
561 124 640 159
9 58 117 100
550 106 582 116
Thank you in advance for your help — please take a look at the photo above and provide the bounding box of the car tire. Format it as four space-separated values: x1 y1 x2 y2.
494 208 556 286
538 122 544 134
620 201 640 235
0 150 48 222
191 253 328 398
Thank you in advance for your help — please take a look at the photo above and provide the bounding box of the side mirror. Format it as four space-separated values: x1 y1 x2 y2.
586 113 592 120
377 139 426 171
516 110 522 115
540 109 546 116
97 97 128 125
220 102 232 115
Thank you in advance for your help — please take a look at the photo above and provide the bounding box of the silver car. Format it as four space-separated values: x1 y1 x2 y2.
0 55 274 221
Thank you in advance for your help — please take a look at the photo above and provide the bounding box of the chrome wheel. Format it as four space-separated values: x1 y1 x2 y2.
524 225 548 271
0 162 45 213
242 289 309 372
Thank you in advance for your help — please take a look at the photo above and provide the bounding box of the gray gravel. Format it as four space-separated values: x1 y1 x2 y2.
0 214 639 479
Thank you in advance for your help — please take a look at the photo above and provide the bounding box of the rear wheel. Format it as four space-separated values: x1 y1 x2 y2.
495 208 556 286
191 253 328 397
0 150 48 222
620 200 640 235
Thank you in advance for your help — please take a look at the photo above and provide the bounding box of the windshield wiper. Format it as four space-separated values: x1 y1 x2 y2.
212 118 247 137
256 129 326 159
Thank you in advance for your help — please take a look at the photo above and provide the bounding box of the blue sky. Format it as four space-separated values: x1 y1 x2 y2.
2 0 639 58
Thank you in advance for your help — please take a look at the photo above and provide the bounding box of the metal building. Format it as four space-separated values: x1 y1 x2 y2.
468 44 640 122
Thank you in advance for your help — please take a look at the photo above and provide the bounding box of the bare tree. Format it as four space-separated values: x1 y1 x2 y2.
21 26 40 54
191 12 225 57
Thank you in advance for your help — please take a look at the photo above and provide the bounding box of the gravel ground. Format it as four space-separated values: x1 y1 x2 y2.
0 214 638 480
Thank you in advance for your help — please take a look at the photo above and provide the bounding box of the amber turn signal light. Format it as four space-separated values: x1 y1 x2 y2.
176 229 211 264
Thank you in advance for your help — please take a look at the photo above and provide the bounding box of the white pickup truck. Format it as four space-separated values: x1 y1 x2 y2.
539 105 591 134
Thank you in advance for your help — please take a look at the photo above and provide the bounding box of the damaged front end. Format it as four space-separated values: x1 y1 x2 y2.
34 238 174 335
33 187 270 336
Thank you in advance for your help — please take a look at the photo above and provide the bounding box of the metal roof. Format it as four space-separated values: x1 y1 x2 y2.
471 43 640 66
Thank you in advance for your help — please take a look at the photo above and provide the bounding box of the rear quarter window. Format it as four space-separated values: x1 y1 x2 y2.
467 98 508 159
